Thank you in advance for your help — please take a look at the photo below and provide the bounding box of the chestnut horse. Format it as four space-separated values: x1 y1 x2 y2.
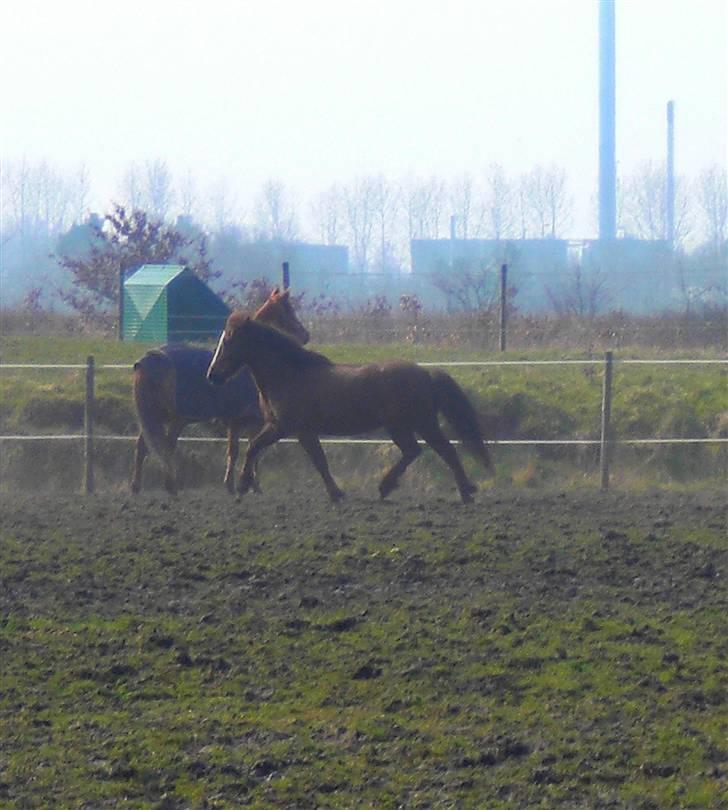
207 315 492 503
130 288 309 494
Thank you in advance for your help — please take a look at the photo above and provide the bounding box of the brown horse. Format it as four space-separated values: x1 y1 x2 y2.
207 315 492 503
131 288 309 495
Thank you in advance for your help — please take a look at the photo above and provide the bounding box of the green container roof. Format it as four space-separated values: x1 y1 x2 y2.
125 264 186 287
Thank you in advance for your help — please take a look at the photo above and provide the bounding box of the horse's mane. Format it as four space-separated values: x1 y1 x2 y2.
232 314 332 368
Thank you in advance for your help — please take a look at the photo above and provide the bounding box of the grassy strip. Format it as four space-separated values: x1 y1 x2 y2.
1 335 726 489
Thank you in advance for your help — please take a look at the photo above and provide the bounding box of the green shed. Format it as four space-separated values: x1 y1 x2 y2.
122 265 230 343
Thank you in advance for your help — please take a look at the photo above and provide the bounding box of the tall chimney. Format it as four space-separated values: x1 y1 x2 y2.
666 100 675 248
599 0 617 241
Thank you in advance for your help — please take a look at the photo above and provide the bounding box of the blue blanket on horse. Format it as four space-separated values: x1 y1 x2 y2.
162 344 260 422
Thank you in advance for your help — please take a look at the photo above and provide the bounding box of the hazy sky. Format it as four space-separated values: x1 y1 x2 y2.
2 0 726 236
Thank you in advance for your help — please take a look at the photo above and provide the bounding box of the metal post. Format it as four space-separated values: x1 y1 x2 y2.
599 0 617 242
600 350 614 490
282 261 290 290
499 264 508 352
118 266 125 341
666 100 675 249
84 355 95 494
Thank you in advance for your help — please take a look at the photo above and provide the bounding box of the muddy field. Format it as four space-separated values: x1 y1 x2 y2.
1 485 726 808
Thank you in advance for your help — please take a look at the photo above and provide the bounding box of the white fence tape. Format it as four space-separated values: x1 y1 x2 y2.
1 434 725 446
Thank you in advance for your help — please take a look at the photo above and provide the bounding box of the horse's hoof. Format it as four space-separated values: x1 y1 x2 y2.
459 484 477 504
130 481 141 495
461 480 477 497
330 489 346 503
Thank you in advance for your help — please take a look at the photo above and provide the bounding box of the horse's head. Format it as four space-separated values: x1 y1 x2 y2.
254 287 310 345
207 313 252 386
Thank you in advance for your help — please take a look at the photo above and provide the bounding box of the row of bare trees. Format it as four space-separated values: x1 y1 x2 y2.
2 158 726 283
307 166 575 272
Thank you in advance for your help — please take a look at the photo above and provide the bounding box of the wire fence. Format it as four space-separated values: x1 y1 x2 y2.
1 355 727 493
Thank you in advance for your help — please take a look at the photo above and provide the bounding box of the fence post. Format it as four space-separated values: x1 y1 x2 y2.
499 263 508 352
282 261 290 290
600 350 614 490
84 355 95 494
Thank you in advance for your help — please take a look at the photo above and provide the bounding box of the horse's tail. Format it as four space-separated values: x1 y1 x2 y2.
132 350 176 462
431 369 492 469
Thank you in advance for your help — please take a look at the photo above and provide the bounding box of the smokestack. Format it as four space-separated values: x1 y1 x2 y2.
599 0 617 241
666 100 675 248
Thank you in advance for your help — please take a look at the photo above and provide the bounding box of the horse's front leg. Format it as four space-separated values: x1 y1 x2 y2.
237 422 283 496
297 432 345 502
163 420 185 495
224 424 239 494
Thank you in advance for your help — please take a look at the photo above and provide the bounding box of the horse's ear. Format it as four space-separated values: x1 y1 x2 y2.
271 286 280 298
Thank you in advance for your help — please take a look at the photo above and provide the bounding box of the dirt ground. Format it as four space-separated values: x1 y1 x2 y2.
1 485 726 808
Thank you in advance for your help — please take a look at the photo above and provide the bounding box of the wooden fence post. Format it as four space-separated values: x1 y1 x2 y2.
499 264 508 352
84 355 95 494
282 261 290 290
600 350 614 490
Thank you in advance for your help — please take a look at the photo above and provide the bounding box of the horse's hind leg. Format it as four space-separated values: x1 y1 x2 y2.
237 422 283 496
418 422 477 503
234 419 264 494
130 433 148 494
297 433 345 502
224 425 239 494
161 420 184 495
379 428 421 499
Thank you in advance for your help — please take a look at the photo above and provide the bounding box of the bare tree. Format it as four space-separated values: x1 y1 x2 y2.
516 172 531 239
342 177 377 272
1 158 84 238
621 160 691 246
370 175 401 272
696 163 728 253
401 174 448 241
255 179 299 241
521 164 571 238
431 260 513 312
119 164 143 211
207 175 239 231
68 164 91 224
310 184 344 245
177 169 198 219
118 160 175 221
145 160 174 220
483 163 515 240
546 265 610 317
449 172 482 239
